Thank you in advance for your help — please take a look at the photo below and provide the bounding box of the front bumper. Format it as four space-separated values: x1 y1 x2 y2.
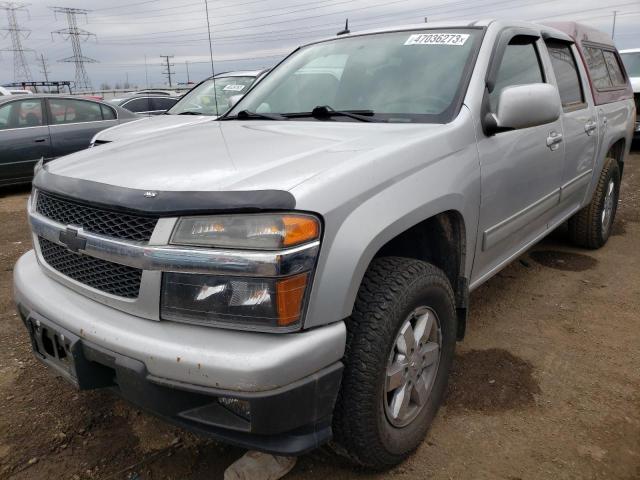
14 250 345 454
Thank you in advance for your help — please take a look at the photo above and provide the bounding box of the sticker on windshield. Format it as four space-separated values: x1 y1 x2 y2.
223 84 246 92
404 33 469 46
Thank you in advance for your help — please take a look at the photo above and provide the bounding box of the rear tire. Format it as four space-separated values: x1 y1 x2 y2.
568 156 620 249
332 257 456 469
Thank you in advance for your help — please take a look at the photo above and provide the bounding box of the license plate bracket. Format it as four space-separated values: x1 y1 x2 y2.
25 313 114 389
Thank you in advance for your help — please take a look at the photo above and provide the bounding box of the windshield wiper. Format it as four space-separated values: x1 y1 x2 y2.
223 110 288 121
285 106 380 122
177 111 202 115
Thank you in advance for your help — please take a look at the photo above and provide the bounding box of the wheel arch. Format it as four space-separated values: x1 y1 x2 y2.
607 137 626 177
372 210 469 339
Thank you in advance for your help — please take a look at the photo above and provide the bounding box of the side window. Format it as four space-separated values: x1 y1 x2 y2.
49 99 103 124
0 99 43 130
490 39 544 111
101 104 117 120
123 98 152 113
545 41 584 109
150 97 177 111
584 47 612 90
602 50 626 86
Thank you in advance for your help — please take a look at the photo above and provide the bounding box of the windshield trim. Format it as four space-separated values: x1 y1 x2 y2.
221 26 487 124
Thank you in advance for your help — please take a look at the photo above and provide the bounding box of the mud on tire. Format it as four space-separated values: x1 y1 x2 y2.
332 256 457 469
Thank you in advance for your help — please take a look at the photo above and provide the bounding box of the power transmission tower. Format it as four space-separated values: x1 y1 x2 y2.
39 53 50 82
51 7 97 91
160 54 174 87
0 2 34 82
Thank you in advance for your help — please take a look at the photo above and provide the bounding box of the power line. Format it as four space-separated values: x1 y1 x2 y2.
160 54 174 86
0 1 34 82
51 7 97 90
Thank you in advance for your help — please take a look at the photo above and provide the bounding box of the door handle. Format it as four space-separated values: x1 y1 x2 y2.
602 116 608 126
546 131 563 150
584 120 597 135
34 138 47 143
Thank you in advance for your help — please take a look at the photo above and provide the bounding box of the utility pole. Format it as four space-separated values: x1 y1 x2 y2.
144 54 149 88
160 54 174 87
0 2 34 82
51 7 97 91
611 10 618 39
185 60 190 83
39 53 50 82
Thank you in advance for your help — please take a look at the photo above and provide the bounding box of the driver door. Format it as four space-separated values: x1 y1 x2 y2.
471 36 564 286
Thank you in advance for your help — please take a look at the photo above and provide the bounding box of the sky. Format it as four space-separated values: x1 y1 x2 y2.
1 0 639 90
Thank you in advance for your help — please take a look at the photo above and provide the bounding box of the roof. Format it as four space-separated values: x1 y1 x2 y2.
0 94 126 108
541 21 615 47
307 20 489 45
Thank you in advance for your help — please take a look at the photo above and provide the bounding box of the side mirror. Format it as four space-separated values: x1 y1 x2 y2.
228 94 243 109
486 83 561 135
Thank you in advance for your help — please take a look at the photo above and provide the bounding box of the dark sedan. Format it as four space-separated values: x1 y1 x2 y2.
0 95 138 186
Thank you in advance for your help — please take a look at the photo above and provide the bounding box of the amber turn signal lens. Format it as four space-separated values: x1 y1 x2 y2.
282 215 320 247
276 273 308 326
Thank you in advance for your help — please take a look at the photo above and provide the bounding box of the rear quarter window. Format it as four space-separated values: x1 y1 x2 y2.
101 104 117 120
584 47 612 90
584 46 627 90
602 50 626 86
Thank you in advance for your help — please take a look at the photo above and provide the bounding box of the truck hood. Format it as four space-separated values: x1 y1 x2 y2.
94 114 216 142
630 77 640 93
48 120 448 192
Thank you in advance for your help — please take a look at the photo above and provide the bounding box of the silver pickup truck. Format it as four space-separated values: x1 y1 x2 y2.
13 20 635 469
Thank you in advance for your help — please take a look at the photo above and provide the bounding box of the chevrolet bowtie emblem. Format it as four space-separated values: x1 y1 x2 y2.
144 191 158 198
59 227 86 253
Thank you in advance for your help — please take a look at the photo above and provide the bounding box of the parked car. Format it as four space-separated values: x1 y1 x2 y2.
90 70 267 145
109 95 179 116
619 48 640 139
0 95 138 186
14 20 634 469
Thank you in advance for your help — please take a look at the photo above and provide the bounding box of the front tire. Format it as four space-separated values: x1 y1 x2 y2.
332 257 457 469
568 156 621 249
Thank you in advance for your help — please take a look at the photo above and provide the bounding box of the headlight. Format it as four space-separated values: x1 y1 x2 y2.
163 213 321 331
171 213 319 249
161 272 309 330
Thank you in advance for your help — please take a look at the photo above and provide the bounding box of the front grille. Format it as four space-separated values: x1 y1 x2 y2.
36 191 158 242
39 237 142 298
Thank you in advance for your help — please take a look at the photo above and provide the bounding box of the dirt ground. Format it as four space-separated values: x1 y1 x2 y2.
0 152 639 480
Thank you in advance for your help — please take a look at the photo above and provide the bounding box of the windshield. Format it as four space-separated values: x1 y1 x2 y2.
167 75 257 115
621 52 640 77
227 29 481 123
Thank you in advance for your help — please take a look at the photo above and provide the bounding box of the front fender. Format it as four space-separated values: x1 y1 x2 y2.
296 110 481 329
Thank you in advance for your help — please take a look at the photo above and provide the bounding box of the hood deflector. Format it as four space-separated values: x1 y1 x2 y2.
33 169 296 216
